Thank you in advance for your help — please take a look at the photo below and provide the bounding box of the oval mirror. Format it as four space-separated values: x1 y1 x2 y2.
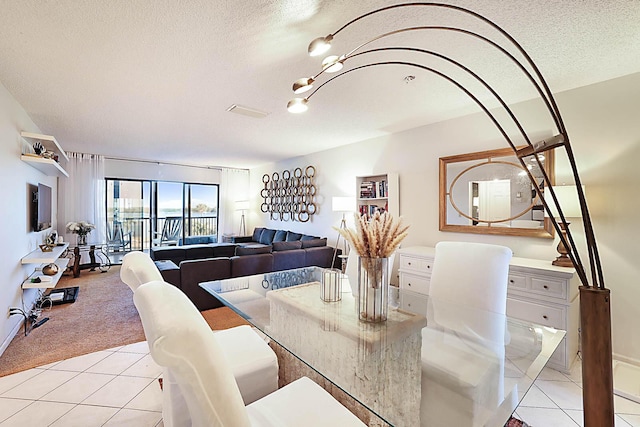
439 146 555 238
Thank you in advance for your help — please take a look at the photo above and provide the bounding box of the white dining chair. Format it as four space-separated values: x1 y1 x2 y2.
120 251 164 288
134 280 367 427
421 241 512 427
120 252 279 411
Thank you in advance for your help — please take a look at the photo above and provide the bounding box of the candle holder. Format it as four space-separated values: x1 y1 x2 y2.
320 268 342 302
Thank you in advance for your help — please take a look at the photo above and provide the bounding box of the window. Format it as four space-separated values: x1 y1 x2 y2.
106 179 219 254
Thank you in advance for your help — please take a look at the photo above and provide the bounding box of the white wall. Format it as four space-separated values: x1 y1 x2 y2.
0 81 58 356
105 158 221 184
251 72 640 362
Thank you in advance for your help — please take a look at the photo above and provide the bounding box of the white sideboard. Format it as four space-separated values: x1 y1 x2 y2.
397 246 579 373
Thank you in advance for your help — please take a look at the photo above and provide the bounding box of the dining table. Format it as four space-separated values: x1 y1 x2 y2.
200 266 565 427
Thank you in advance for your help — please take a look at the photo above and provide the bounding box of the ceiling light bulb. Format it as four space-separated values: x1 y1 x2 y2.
322 55 344 73
287 98 309 113
292 77 314 94
308 35 333 57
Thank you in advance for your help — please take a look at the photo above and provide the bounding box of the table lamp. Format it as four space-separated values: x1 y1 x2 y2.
545 185 585 267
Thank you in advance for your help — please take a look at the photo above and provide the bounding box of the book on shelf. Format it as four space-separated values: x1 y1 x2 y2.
358 204 387 217
360 179 389 199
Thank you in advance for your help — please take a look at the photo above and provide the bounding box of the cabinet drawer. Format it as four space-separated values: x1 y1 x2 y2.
506 298 565 329
530 276 567 300
400 291 428 315
507 274 527 291
399 255 433 275
400 272 430 295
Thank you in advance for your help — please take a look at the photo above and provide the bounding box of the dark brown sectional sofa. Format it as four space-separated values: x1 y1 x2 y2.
149 228 337 311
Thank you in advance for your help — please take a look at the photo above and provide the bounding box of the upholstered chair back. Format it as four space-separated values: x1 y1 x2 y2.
120 251 164 291
134 280 251 427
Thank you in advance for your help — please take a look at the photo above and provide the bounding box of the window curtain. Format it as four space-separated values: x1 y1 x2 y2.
219 168 250 237
58 152 106 244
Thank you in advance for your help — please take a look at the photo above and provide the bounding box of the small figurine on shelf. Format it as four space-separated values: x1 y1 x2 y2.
32 141 44 155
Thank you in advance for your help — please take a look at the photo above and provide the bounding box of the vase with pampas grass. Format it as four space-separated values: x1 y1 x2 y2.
336 211 409 322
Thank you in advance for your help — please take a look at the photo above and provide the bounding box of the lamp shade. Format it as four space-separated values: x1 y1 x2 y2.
332 196 355 212
544 185 585 218
235 200 249 211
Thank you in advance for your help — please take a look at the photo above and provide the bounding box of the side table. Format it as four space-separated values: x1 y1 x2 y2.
67 243 111 277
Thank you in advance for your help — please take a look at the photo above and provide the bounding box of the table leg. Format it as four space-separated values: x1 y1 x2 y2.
73 247 80 278
88 245 97 271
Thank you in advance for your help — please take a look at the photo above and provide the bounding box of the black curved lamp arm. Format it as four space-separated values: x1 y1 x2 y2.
305 60 589 287
324 2 567 136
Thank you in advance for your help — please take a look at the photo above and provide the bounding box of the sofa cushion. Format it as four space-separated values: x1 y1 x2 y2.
305 246 335 268
272 241 303 251
301 237 327 248
252 227 265 242
300 234 319 241
184 245 216 260
235 245 273 256
273 230 288 242
285 231 302 241
273 249 307 271
231 254 274 277
259 228 277 245
212 243 238 257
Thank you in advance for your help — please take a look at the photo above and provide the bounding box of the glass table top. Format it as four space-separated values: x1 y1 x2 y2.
200 266 565 427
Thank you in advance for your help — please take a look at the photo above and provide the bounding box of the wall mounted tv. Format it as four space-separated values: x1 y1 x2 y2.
31 183 52 231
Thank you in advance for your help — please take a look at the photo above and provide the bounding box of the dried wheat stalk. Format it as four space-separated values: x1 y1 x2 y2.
335 211 409 259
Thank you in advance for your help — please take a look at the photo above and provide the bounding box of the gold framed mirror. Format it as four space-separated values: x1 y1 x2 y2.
439 147 555 238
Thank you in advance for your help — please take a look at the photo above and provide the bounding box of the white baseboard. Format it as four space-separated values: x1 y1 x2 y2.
0 318 25 358
613 359 640 404
613 353 640 367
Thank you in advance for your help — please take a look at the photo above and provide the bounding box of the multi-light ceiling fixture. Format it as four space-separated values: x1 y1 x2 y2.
287 3 612 426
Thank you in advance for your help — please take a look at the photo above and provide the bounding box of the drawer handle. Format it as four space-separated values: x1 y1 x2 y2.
543 285 549 289
509 279 514 283
542 315 548 320
408 262 412 265
426 265 431 269
408 283 412 287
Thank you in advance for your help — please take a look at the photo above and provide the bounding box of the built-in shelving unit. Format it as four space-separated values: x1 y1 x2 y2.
22 258 69 289
21 243 70 289
20 131 69 177
356 172 399 217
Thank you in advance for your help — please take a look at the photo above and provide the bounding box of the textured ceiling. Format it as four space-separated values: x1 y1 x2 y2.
1 0 639 168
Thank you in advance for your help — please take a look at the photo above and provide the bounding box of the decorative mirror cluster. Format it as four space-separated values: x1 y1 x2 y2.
261 166 317 222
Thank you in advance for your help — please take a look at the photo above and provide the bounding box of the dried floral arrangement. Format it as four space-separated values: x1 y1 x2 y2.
336 211 409 259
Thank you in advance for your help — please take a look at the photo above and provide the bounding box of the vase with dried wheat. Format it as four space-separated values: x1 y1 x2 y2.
336 211 409 322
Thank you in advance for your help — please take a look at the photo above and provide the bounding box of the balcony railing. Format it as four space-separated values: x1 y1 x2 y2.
106 215 218 254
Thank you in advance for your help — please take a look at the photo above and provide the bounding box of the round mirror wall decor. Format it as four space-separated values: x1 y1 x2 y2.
261 165 317 222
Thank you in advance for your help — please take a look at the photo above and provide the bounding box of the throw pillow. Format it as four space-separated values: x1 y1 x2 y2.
259 228 277 245
300 234 320 241
300 238 327 248
235 245 273 256
272 241 303 251
285 231 302 241
273 230 288 242
251 227 265 242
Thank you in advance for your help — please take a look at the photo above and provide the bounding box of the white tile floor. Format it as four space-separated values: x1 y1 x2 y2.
0 341 163 427
1 342 639 426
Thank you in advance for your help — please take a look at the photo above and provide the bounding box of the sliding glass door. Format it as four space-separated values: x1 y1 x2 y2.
106 178 219 256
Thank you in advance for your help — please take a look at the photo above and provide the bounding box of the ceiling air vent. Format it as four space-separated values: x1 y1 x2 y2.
226 104 269 119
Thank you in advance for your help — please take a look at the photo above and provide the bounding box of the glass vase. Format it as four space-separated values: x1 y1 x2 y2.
77 234 87 245
357 257 389 323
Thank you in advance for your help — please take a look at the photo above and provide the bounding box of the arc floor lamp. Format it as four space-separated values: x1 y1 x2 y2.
287 3 612 426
